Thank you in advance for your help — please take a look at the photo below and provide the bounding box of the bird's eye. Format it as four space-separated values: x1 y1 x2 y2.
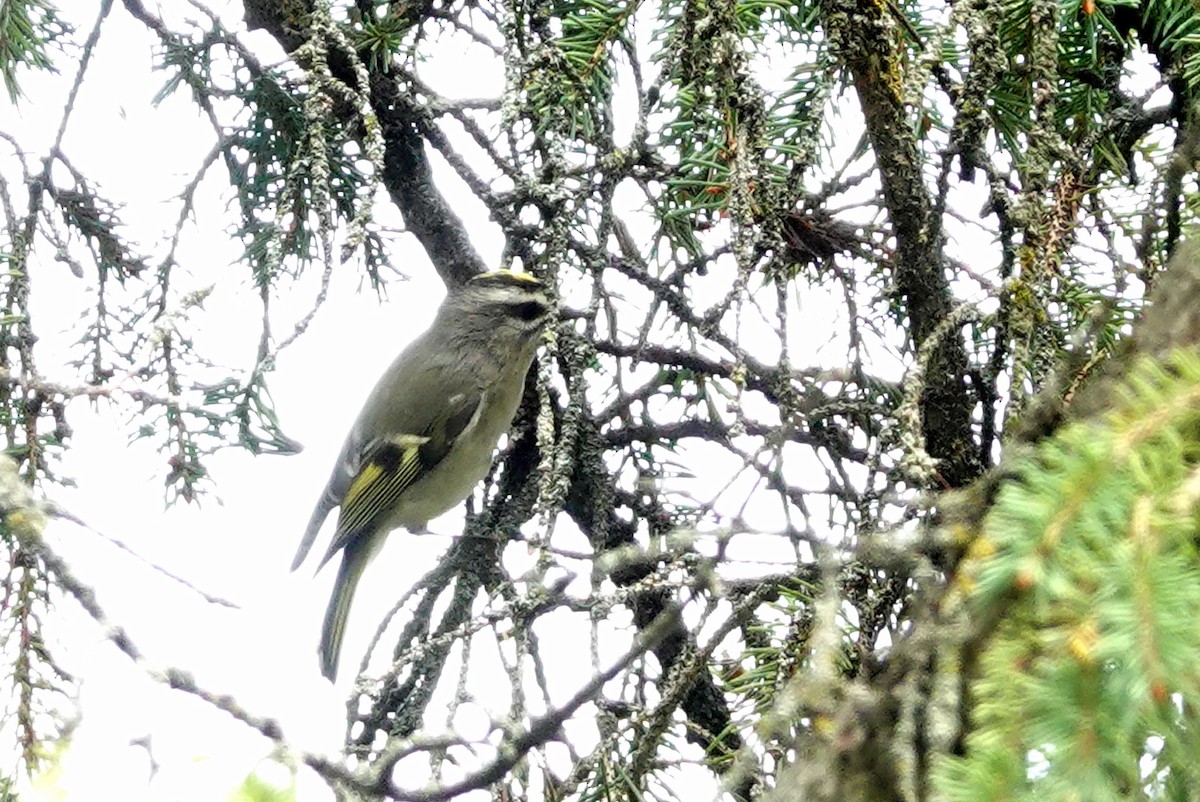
511 301 546 322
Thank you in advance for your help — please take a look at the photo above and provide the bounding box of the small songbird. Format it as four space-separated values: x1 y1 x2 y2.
292 270 554 680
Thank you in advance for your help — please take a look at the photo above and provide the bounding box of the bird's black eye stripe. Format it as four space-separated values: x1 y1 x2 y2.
510 300 547 322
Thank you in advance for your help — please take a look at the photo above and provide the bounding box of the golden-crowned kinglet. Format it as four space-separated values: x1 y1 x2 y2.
292 270 554 680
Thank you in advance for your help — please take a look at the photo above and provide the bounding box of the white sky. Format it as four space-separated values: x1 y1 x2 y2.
1 0 1053 799
6 3 478 799
3 2 717 798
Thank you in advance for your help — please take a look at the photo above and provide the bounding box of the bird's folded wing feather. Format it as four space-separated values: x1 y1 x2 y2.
292 430 362 570
314 389 484 569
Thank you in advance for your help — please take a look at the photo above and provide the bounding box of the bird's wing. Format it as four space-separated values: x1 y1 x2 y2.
292 428 364 571
313 388 484 569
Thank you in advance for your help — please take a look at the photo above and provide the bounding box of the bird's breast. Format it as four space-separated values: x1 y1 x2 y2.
387 362 530 529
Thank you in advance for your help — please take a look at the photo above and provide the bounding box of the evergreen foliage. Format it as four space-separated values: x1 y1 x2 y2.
0 0 63 102
3 0 1200 799
941 347 1200 798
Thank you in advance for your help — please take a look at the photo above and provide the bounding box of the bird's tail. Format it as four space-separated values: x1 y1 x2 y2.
319 539 370 681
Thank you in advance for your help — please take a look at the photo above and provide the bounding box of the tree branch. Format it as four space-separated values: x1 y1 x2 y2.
821 0 981 489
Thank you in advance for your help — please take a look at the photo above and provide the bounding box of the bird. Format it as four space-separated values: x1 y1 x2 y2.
291 270 554 680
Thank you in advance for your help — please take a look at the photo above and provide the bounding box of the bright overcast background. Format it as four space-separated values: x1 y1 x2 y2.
3 0 1182 800
5 2 488 798
0 0 1002 798
2 1 838 799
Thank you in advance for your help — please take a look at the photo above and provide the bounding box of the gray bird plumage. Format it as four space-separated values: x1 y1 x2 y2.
293 271 553 680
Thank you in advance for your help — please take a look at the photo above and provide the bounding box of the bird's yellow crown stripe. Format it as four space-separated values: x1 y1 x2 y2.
470 270 541 285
